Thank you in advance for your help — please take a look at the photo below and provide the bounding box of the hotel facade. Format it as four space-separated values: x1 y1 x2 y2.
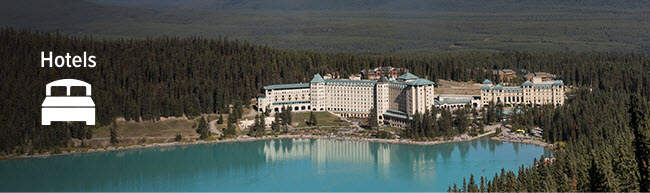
257 73 435 127
479 77 565 106
257 73 565 127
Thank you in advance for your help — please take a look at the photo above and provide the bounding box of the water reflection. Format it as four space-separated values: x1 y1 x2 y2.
259 137 552 184
0 137 551 192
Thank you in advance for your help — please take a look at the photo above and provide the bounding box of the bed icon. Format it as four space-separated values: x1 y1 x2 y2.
42 79 95 125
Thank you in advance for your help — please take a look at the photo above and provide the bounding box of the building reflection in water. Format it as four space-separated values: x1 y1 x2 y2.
261 138 439 180
262 139 393 175
0 137 551 191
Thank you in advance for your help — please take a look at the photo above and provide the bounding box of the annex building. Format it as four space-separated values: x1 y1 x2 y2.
480 77 565 107
257 73 435 127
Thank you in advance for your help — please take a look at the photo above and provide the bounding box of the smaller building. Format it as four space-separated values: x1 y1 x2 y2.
361 66 409 80
480 77 565 107
239 117 275 130
524 72 555 82
495 69 517 82
435 95 481 111
349 74 361 80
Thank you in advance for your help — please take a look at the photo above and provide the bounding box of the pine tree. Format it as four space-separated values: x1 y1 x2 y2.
367 106 378 128
272 115 281 133
84 127 93 139
109 120 119 145
217 114 224 124
629 94 650 191
467 174 479 192
309 111 318 126
196 116 209 139
175 134 182 142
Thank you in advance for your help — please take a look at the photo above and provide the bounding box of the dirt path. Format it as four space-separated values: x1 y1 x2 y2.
209 120 222 136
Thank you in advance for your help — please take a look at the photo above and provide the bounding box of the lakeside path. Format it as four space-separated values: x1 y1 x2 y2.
2 124 559 161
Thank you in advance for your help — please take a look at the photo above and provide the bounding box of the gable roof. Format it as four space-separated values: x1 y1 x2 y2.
310 74 325 83
378 76 389 83
522 80 533 86
398 72 419 80
404 78 435 86
482 79 493 84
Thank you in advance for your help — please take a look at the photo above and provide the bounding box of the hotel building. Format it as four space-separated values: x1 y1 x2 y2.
257 72 566 127
257 73 435 127
480 77 565 106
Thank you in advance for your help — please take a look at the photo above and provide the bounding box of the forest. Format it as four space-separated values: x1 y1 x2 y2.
449 90 650 192
2 0 650 53
2 27 650 191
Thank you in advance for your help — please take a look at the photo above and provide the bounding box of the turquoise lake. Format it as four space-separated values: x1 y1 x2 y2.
0 137 551 192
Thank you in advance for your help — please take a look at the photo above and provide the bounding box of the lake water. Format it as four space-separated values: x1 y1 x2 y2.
0 137 551 192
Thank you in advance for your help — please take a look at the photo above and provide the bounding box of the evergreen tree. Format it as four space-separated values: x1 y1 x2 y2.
467 174 479 192
175 134 182 142
283 106 293 126
217 114 224 124
196 116 209 139
224 122 237 136
109 120 119 145
454 105 470 134
630 94 650 191
309 111 318 126
272 115 281 133
84 127 93 139
368 106 378 128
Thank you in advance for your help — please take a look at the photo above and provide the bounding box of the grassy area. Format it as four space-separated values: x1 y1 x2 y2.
93 105 258 138
292 112 348 127
93 117 198 138
2 0 649 53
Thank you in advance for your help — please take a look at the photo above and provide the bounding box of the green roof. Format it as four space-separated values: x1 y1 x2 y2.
404 78 435 86
480 85 491 90
325 79 376 86
522 80 533 86
310 74 325 83
383 112 408 119
263 83 310 90
435 100 471 105
482 79 493 84
493 84 503 89
378 76 389 83
398 72 419 80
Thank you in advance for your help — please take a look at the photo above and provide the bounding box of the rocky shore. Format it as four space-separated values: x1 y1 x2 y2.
491 136 553 148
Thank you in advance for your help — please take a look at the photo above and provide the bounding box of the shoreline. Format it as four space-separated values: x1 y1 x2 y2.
490 136 553 148
2 128 553 161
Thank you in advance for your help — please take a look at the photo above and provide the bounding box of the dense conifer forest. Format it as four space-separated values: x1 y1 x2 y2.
450 91 650 192
2 27 650 191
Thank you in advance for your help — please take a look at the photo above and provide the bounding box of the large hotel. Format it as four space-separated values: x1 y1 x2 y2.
257 72 565 127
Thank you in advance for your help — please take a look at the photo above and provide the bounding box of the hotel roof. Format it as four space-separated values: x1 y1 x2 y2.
435 100 471 105
404 78 435 86
378 76 389 83
263 83 310 90
398 72 419 80
310 74 325 83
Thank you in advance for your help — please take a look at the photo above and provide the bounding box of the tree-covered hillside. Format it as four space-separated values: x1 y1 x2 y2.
2 28 650 192
1 0 649 53
2 27 650 154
